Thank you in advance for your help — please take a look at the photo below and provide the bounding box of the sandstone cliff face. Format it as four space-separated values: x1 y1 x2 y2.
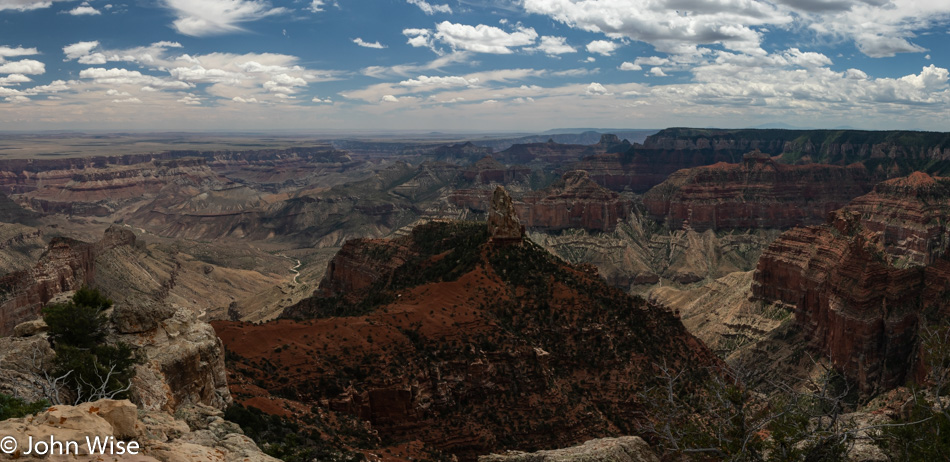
461 156 532 185
568 149 740 193
643 153 873 231
222 221 720 461
572 128 950 194
116 306 231 412
0 399 277 462
517 171 631 232
451 171 631 233
0 237 96 335
751 173 950 393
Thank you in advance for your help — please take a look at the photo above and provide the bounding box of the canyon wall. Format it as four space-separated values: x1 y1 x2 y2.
643 152 873 230
752 173 950 393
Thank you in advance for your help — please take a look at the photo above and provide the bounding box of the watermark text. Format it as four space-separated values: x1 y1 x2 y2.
0 435 139 456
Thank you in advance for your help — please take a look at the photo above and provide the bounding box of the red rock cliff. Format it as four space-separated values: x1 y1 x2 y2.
752 173 950 394
517 170 631 232
0 237 95 335
643 152 873 230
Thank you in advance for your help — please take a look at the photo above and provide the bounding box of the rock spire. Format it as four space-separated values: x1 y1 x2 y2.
488 186 524 241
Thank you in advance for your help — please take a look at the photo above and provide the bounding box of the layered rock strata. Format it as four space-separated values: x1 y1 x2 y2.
452 171 631 233
516 170 631 232
752 172 950 393
643 152 873 230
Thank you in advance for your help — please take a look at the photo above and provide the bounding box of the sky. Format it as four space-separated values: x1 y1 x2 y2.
0 0 948 132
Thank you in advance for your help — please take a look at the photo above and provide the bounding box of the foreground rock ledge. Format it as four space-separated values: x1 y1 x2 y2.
478 436 659 462
0 399 277 462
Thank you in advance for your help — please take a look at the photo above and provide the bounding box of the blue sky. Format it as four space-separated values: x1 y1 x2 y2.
0 0 948 132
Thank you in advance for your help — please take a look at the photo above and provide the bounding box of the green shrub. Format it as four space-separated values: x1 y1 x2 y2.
41 286 136 403
0 393 49 421
43 286 112 349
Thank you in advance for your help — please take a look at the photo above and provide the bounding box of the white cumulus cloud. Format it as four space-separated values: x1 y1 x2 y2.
586 82 610 95
68 3 100 15
353 38 387 49
406 0 451 15
619 61 641 71
0 45 38 62
0 59 45 74
586 40 619 56
523 0 786 56
531 36 576 55
430 21 538 54
63 41 99 60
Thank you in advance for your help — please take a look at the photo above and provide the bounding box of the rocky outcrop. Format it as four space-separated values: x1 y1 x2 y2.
451 171 630 233
643 152 873 230
488 186 524 241
496 140 598 165
2 295 230 413
751 173 950 394
0 334 55 402
517 171 631 232
0 399 278 461
229 221 720 461
462 156 532 185
479 436 659 462
0 222 46 275
0 237 96 335
118 306 231 412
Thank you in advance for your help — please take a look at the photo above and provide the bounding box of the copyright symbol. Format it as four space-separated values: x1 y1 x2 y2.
0 436 17 454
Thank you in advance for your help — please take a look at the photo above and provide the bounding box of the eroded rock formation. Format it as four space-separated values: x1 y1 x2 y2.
0 237 96 335
488 186 525 241
643 152 873 230
517 170 631 232
222 221 720 461
752 172 950 393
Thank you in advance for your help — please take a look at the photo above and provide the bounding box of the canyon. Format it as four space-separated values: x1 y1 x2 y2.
751 172 950 394
3 128 950 460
